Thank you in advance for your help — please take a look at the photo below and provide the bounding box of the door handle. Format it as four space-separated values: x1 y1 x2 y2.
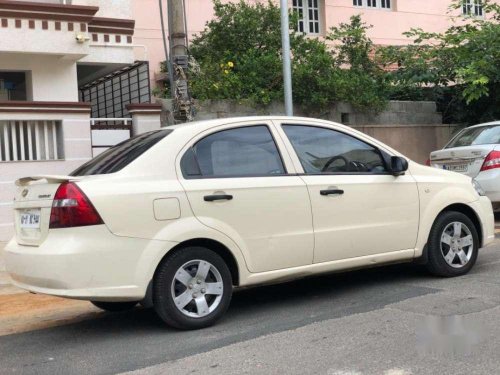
204 194 233 202
320 189 344 196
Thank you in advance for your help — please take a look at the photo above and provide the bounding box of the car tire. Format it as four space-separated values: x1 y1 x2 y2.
426 211 479 277
91 301 138 312
153 246 233 330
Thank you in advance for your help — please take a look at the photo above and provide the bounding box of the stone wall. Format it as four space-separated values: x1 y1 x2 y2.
156 99 461 164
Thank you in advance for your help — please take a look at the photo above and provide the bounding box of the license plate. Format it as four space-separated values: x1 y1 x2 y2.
443 163 468 173
20 210 41 229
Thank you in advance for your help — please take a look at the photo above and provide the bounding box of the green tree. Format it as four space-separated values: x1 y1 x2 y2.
189 1 388 111
379 0 500 123
326 15 388 111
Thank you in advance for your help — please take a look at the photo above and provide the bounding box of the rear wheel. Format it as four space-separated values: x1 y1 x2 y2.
153 246 233 330
91 301 138 312
426 211 479 277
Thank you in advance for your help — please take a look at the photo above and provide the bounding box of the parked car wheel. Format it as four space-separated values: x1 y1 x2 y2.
153 247 233 330
91 301 138 312
426 211 479 277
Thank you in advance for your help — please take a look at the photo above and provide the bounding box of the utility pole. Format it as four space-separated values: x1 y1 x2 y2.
158 0 174 97
166 0 193 122
280 0 293 116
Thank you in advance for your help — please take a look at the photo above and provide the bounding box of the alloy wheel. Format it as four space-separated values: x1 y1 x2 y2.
170 259 224 318
440 221 474 268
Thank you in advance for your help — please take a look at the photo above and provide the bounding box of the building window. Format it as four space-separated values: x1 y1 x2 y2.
293 0 321 34
353 0 391 10
463 0 483 16
0 72 28 101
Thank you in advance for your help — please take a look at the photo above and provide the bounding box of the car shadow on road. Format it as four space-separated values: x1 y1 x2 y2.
11 262 434 336
0 263 442 375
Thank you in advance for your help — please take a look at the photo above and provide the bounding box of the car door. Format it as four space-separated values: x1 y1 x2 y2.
177 121 314 273
276 121 419 263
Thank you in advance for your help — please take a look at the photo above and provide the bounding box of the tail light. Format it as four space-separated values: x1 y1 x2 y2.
49 182 103 229
480 150 500 172
425 159 431 166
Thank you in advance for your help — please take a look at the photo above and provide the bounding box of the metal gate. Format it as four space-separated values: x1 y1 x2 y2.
80 61 151 119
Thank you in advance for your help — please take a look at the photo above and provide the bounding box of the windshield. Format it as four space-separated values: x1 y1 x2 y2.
446 125 500 148
71 130 172 176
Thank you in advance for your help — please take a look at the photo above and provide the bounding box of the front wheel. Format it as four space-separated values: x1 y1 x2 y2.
153 246 233 330
426 211 479 277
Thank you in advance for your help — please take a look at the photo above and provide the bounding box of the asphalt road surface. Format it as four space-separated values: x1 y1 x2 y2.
1 240 500 375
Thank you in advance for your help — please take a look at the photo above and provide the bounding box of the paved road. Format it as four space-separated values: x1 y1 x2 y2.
1 239 500 375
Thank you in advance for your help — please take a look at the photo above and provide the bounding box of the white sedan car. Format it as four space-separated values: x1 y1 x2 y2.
429 121 500 210
5 116 495 329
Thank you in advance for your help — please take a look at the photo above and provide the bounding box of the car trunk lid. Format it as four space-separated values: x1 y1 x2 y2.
13 175 82 246
429 145 497 177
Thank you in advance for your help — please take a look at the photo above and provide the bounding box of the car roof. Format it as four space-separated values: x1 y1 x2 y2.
467 120 500 129
162 116 335 133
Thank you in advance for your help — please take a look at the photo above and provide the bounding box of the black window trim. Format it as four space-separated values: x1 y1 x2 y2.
180 124 290 180
281 123 392 176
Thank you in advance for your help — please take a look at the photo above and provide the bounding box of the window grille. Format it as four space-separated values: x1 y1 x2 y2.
0 120 62 162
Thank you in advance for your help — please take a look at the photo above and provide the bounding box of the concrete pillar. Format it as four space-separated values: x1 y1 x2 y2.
126 103 163 135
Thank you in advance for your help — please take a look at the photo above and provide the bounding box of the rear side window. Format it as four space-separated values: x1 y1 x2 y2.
181 125 286 178
71 130 172 176
446 125 500 148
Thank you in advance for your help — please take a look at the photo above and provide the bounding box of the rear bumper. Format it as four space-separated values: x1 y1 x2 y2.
475 169 500 204
4 226 177 301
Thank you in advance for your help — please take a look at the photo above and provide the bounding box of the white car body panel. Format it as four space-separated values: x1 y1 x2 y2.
5 116 496 301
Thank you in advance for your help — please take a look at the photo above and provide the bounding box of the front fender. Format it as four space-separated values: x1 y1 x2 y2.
415 185 480 257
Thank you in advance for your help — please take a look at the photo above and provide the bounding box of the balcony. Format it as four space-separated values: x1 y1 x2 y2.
0 0 135 63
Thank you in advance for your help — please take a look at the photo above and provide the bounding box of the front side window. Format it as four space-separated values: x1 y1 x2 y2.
181 126 286 178
463 0 483 16
283 125 387 174
293 0 321 34
353 0 391 10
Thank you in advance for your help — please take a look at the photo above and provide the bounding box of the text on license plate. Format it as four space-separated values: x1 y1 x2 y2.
443 163 468 172
20 210 41 229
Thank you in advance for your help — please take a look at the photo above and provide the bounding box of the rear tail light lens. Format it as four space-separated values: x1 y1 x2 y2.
425 159 431 166
49 182 103 229
480 150 500 172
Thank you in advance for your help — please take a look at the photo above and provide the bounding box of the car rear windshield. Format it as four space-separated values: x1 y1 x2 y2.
446 125 500 148
71 130 172 176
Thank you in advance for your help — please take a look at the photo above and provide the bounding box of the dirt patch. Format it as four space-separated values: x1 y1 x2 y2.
0 293 102 336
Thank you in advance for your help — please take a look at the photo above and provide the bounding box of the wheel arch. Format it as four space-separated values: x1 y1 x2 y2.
155 238 240 286
439 203 483 246
417 202 483 263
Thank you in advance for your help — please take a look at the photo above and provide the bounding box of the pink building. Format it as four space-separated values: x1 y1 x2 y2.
132 0 492 90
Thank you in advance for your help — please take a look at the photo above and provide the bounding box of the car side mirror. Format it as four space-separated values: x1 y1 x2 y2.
390 156 408 176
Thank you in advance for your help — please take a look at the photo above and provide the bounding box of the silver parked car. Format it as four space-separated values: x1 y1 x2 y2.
429 121 500 210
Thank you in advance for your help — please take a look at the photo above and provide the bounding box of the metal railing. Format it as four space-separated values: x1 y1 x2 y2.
0 120 62 162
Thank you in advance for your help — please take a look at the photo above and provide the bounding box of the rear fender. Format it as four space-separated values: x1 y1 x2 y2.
136 217 251 288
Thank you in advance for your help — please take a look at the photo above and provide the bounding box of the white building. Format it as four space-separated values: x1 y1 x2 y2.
0 0 161 241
